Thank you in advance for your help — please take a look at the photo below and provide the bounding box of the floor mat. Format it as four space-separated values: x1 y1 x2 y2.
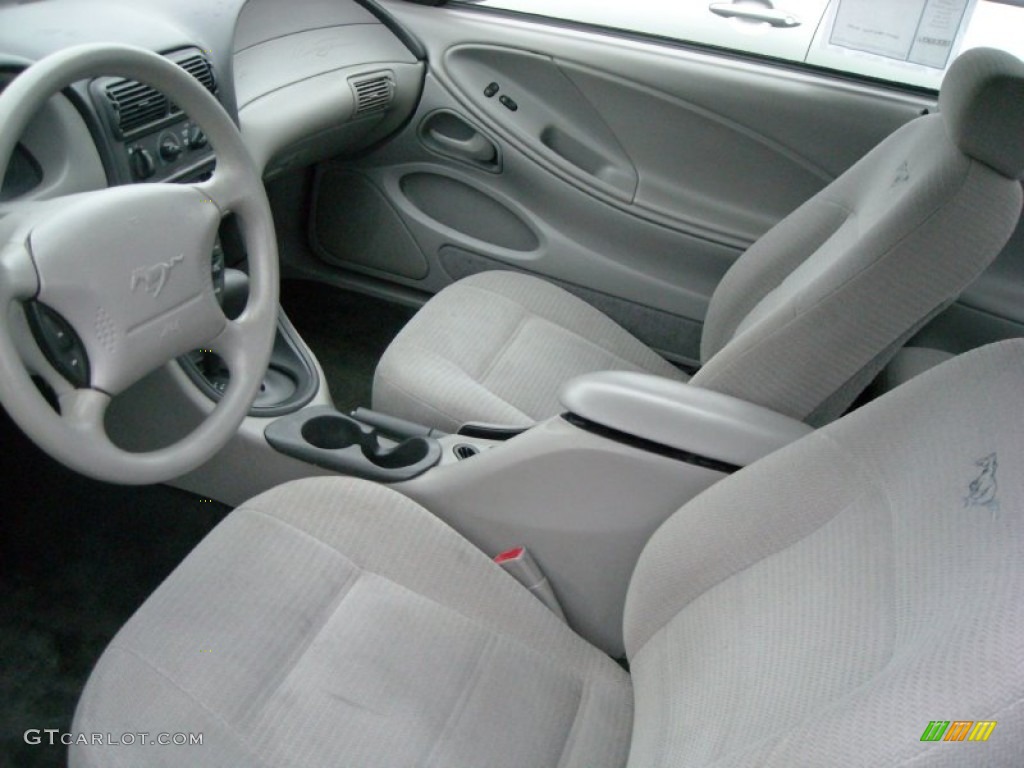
0 409 231 767
278 279 416 414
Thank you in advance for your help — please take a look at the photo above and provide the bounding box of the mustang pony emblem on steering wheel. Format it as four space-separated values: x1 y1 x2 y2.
130 254 184 299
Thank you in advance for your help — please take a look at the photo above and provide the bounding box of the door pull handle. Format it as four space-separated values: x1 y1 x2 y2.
428 129 498 164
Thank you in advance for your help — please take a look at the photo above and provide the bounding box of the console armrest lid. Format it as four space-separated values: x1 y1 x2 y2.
560 371 813 467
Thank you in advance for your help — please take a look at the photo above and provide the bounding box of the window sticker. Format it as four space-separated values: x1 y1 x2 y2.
825 0 977 69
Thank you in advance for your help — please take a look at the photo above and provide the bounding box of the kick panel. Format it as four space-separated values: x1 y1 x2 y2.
313 169 429 280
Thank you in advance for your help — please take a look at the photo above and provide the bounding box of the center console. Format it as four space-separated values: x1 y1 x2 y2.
391 373 814 656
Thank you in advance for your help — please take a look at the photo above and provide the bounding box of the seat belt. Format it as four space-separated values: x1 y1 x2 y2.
493 546 567 622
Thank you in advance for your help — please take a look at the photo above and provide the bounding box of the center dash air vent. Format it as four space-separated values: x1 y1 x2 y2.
176 54 216 92
102 50 217 137
350 73 395 117
105 80 169 135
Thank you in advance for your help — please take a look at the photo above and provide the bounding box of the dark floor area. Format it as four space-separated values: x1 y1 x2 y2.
278 279 416 414
0 410 232 767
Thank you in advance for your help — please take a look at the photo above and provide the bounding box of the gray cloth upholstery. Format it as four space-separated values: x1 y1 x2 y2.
939 47 1024 179
373 47 1024 430
625 338 1024 766
73 339 1024 766
692 111 1020 423
374 270 687 432
70 478 633 768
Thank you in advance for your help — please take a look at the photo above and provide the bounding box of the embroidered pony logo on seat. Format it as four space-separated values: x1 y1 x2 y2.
891 160 911 188
964 453 999 512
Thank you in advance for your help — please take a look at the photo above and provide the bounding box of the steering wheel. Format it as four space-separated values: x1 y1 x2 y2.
0 44 278 485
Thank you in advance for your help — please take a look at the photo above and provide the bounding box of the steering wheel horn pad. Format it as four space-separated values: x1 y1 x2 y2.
28 183 226 395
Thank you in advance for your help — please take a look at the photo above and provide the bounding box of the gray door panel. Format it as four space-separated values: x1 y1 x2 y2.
438 41 926 246
304 1 1002 365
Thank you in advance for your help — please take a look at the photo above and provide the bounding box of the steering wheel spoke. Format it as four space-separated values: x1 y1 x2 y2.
208 318 245 370
207 313 270 390
196 167 250 216
58 387 111 435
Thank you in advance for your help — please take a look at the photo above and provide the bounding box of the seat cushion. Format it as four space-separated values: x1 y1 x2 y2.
71 478 632 768
373 271 688 432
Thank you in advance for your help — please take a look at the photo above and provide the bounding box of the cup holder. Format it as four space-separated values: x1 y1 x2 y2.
301 415 432 469
370 438 433 469
301 415 363 450
267 407 442 482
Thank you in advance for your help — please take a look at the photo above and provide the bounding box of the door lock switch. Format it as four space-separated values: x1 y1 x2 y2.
484 81 500 98
499 94 518 112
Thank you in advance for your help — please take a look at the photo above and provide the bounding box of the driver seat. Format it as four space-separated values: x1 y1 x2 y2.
71 339 1023 766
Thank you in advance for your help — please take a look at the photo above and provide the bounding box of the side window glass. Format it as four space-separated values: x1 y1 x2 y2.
453 0 1024 89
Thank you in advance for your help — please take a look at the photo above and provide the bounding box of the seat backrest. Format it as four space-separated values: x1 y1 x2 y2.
624 338 1024 766
691 48 1024 426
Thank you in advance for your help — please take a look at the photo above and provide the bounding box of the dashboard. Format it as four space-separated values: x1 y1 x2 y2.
0 0 425 198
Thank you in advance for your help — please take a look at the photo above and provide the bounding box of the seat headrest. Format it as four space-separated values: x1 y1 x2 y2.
939 47 1024 179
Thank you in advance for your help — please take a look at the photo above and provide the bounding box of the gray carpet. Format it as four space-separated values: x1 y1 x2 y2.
278 279 416 414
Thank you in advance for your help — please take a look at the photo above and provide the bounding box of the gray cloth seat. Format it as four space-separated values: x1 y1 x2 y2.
71 478 633 768
72 338 1024 766
374 48 1024 433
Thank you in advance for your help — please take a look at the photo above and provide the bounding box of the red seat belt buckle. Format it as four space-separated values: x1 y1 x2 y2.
493 545 566 621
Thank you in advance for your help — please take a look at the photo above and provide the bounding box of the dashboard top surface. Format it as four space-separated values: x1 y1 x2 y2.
0 0 422 193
